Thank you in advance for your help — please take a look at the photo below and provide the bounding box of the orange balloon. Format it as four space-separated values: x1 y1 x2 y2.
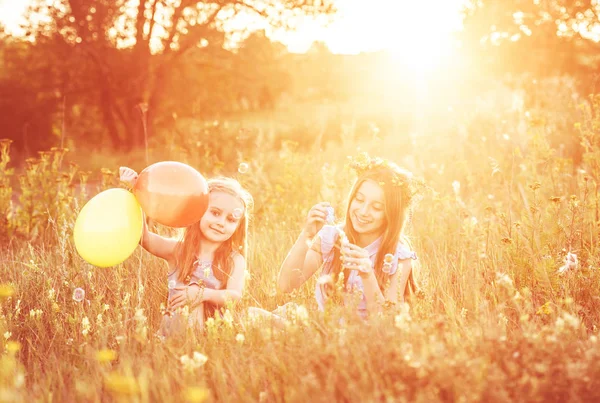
133 161 209 228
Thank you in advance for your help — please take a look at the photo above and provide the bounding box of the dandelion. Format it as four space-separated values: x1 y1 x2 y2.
73 287 85 302
3 331 11 340
0 283 15 299
236 333 245 344
558 252 578 274
180 352 208 371
317 274 333 285
96 349 118 363
452 180 460 196
384 253 394 263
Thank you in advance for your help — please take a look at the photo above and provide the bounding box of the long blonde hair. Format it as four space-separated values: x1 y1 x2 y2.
328 159 420 297
174 177 253 286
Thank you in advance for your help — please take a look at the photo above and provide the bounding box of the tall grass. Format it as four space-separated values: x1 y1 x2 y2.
2 89 600 402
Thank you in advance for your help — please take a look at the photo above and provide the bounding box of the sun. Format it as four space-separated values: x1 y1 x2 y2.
381 1 464 72
277 0 465 72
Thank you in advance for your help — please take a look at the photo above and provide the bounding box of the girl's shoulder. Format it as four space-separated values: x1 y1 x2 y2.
396 239 418 261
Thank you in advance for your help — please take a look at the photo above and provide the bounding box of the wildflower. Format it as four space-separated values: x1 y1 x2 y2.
0 283 14 299
82 316 91 336
394 303 411 330
73 287 85 302
236 333 245 344
536 301 553 316
48 288 56 300
134 308 148 339
3 331 11 339
495 272 514 289
295 305 309 325
6 341 21 353
183 386 209 403
205 317 215 330
222 309 234 327
96 349 118 363
558 252 578 274
103 304 110 312
104 372 139 395
97 314 103 326
180 352 208 371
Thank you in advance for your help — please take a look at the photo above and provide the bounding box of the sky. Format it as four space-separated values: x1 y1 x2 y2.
0 0 465 69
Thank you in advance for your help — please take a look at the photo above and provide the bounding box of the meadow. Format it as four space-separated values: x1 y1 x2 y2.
2 83 600 402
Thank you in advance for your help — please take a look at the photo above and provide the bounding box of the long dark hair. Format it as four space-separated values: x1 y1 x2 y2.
328 160 419 297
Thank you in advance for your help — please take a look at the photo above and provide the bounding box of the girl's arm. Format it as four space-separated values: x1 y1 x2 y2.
168 254 247 310
277 202 330 293
277 232 323 293
139 216 178 262
200 253 246 306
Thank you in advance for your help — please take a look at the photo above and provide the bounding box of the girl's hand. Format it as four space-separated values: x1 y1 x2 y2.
341 243 373 278
303 202 331 239
119 166 138 187
168 285 203 310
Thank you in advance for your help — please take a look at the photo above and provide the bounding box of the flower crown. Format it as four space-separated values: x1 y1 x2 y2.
346 152 425 205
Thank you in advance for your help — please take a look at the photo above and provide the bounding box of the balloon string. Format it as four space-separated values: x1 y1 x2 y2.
137 103 148 307
138 103 149 166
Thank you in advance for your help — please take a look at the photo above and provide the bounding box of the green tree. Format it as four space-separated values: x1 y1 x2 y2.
12 0 335 150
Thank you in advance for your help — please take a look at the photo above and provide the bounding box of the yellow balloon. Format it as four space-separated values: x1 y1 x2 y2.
74 188 143 267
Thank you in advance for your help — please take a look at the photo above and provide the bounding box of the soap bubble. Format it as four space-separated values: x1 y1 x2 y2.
232 208 244 219
384 253 394 263
238 162 249 174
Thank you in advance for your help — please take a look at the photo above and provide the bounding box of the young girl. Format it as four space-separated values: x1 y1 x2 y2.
277 155 420 317
119 167 253 336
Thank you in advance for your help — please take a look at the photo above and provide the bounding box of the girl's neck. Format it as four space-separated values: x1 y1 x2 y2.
196 239 223 260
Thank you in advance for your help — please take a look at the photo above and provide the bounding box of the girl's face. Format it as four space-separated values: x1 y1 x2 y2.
200 191 245 243
349 179 386 236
